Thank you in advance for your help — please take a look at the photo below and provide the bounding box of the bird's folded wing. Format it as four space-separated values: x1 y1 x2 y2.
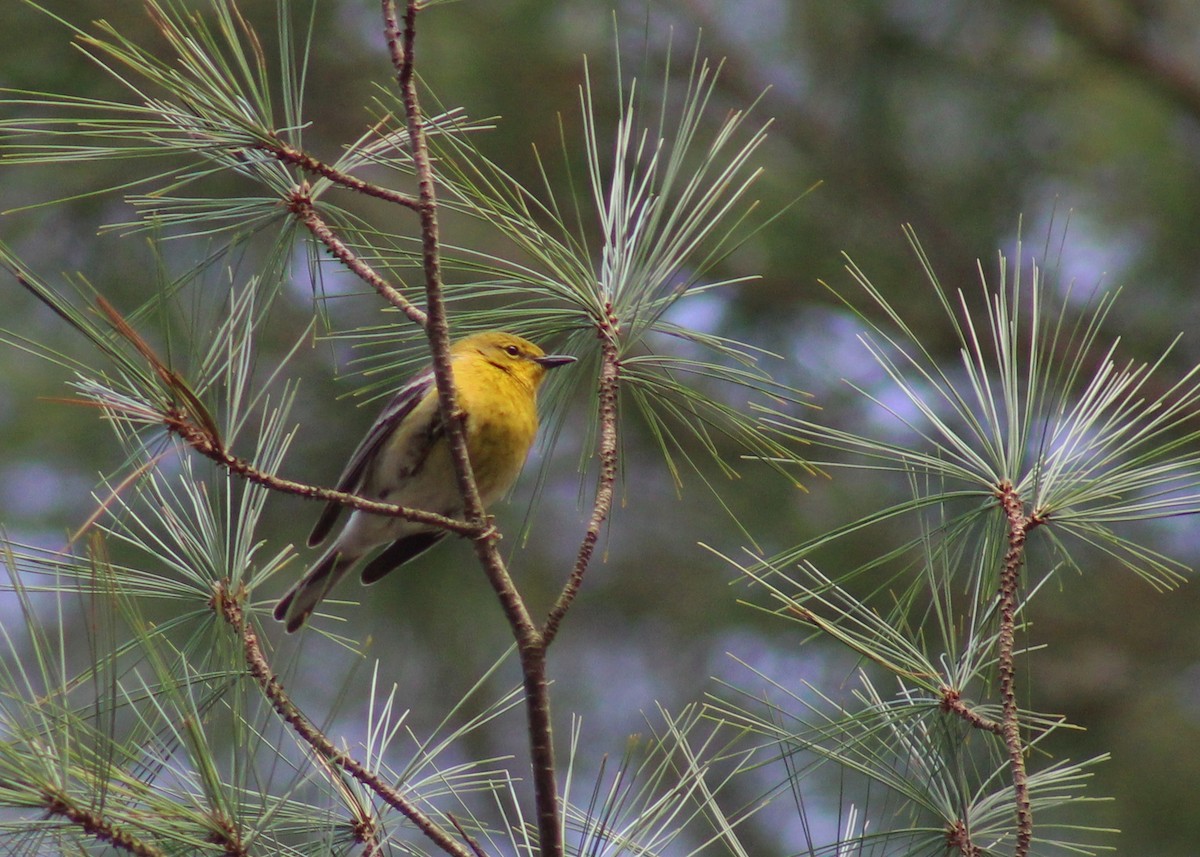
308 368 435 546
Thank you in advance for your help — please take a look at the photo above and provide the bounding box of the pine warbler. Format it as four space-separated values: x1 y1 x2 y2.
275 331 575 632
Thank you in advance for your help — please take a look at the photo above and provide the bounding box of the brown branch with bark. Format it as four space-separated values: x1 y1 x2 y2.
377 6 629 855
239 116 432 323
260 135 422 211
41 786 164 857
382 3 570 856
288 187 428 327
91 292 478 541
938 479 1047 857
939 686 1004 736
995 480 1040 857
543 313 621 646
379 0 535 644
214 581 477 857
938 691 1001 853
386 0 487 537
164 406 480 536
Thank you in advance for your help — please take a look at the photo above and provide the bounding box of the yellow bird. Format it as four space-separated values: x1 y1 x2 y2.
275 331 576 631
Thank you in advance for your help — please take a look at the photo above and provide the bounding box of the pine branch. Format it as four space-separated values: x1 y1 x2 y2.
387 0 483 543
41 786 164 857
996 481 1036 857
288 186 429 327
939 687 1003 736
382 4 560 855
378 0 536 642
91 294 476 536
259 135 422 211
543 317 621 646
526 318 623 857
162 402 480 536
215 582 476 857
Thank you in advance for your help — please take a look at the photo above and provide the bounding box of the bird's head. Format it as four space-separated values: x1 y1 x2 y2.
453 331 577 388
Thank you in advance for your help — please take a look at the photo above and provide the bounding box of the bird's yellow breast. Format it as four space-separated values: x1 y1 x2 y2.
452 354 540 504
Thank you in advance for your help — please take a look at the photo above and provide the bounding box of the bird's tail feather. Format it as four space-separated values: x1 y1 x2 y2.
274 546 359 633
360 531 446 584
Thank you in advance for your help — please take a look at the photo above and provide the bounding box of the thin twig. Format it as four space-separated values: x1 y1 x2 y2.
42 787 164 857
215 583 475 857
261 136 422 211
288 185 428 327
160 404 481 536
996 481 1035 857
542 314 621 646
93 296 469 534
447 813 490 857
939 687 1003 735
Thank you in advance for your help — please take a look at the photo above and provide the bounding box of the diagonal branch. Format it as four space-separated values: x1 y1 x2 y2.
163 404 480 537
940 686 1003 735
93 295 473 537
42 787 164 857
91 294 477 537
542 318 621 646
260 136 422 211
288 186 428 327
216 582 476 857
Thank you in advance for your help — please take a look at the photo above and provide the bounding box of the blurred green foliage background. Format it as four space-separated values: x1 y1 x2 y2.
3 1 1200 854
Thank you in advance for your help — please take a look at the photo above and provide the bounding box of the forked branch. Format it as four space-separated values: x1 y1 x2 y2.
261 135 422 211
289 187 428 327
381 3 561 855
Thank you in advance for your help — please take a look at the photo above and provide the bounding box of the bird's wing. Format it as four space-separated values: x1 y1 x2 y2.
308 368 436 547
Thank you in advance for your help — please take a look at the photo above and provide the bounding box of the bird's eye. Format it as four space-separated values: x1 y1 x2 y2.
504 344 521 357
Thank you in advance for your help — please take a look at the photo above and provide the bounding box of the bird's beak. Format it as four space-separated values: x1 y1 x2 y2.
534 353 577 369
